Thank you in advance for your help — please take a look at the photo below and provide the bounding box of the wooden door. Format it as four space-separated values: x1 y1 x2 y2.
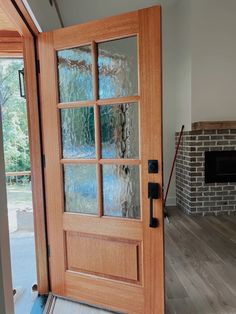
38 6 164 314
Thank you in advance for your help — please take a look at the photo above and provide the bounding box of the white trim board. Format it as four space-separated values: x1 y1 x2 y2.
21 0 43 32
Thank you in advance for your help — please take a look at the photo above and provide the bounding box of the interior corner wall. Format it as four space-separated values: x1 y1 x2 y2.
191 0 236 123
174 0 191 132
163 0 192 205
162 0 179 205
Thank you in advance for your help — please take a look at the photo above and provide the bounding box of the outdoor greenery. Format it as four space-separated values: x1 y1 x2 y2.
0 59 30 176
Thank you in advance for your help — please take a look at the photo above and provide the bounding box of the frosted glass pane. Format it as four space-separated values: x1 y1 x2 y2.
64 164 97 214
57 45 93 102
100 103 139 158
102 165 140 218
60 107 95 159
98 37 138 99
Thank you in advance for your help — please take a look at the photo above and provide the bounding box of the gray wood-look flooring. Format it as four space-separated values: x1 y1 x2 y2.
47 208 236 313
165 207 236 314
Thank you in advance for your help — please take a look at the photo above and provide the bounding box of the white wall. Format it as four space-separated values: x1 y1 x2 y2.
162 1 178 205
191 0 236 123
174 0 191 131
172 0 236 129
162 0 192 204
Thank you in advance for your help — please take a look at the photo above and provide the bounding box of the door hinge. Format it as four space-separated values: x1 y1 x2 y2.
42 154 46 168
47 244 50 258
36 59 40 74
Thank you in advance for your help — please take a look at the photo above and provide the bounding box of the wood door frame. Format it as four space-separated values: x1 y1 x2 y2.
0 30 23 56
0 0 49 303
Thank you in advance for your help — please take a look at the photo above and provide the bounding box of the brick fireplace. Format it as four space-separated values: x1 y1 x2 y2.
176 122 236 216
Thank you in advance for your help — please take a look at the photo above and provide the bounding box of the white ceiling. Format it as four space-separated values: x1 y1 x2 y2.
25 0 177 31
56 0 162 26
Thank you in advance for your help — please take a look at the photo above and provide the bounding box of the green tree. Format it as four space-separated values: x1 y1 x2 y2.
0 59 30 175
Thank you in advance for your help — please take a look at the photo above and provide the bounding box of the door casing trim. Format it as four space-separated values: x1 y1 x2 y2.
0 0 49 301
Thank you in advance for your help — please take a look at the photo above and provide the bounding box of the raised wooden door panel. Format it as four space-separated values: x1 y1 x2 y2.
38 6 163 314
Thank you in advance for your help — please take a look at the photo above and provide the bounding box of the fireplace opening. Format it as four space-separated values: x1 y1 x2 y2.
205 151 236 183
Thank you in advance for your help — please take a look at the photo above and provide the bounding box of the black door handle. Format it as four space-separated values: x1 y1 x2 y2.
148 183 159 228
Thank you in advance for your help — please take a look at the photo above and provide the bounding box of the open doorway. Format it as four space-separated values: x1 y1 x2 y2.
0 57 37 313
0 3 48 313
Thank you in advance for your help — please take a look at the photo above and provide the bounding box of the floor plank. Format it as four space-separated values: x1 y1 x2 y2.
165 208 236 314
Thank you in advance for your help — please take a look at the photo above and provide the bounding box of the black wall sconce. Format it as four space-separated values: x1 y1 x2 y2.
18 68 26 99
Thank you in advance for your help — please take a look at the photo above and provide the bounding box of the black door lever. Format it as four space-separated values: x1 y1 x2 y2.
148 182 159 228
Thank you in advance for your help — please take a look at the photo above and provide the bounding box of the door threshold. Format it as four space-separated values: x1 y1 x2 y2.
30 294 49 314
44 295 122 314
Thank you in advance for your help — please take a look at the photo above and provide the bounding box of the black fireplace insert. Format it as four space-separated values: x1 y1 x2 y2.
205 150 236 183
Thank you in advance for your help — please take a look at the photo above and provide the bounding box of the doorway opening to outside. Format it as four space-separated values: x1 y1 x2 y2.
1 57 37 314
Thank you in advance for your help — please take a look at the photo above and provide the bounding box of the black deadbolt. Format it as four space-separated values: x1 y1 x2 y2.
148 160 158 173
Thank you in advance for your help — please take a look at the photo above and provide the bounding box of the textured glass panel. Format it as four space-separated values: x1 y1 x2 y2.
57 45 93 102
100 103 139 159
102 165 140 218
98 37 138 99
61 107 95 159
64 164 97 214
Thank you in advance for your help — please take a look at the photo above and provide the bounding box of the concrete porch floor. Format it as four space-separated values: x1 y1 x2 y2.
10 232 36 314
7 184 36 313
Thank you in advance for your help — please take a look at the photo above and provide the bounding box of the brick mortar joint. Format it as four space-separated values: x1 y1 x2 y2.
175 129 236 215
